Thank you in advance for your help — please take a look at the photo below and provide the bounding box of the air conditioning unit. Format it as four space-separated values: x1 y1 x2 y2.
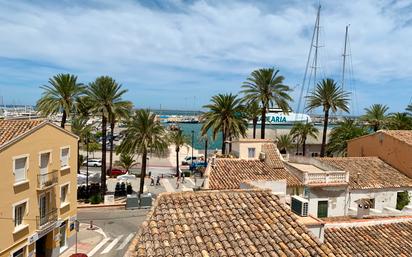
259 152 266 161
291 196 309 217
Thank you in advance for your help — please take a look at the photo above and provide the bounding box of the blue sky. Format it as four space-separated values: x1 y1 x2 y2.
0 0 411 114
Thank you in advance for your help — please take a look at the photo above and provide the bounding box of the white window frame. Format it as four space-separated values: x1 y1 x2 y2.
248 147 256 159
12 154 30 186
59 220 68 252
38 150 53 167
12 198 29 233
60 146 70 169
60 182 70 208
10 245 26 257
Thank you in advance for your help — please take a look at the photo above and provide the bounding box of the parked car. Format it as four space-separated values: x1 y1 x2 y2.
107 168 127 177
181 155 204 165
82 159 102 167
189 161 207 171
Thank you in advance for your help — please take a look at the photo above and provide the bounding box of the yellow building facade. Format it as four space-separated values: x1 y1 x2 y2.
0 120 78 257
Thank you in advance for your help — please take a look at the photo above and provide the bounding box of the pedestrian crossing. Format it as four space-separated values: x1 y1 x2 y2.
89 233 135 256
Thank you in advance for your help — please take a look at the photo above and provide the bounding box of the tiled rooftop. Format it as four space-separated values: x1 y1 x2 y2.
318 157 412 190
381 130 412 146
0 119 44 146
325 219 412 256
135 189 338 257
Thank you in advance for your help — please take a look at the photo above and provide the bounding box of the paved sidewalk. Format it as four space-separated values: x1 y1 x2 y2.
60 223 105 257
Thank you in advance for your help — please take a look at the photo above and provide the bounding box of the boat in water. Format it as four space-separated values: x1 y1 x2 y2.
253 108 312 125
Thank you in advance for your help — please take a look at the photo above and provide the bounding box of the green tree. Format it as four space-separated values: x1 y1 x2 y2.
115 154 137 173
117 109 169 194
290 122 319 156
361 104 389 132
36 73 84 128
245 100 260 139
306 78 350 157
108 99 132 179
327 118 368 156
201 93 248 155
242 68 292 139
387 112 412 130
169 129 189 177
276 134 294 154
406 104 412 114
86 76 129 195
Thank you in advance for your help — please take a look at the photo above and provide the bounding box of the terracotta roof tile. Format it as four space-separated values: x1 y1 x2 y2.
135 190 338 257
0 119 44 146
325 220 412 256
380 130 412 146
318 157 412 190
208 143 302 189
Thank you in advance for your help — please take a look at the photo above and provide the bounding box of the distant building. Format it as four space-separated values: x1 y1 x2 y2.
347 130 412 178
0 120 78 257
133 189 335 257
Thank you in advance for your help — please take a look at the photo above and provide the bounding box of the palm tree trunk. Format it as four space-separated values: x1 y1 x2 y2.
176 147 180 177
109 121 115 177
204 138 208 163
295 142 299 155
320 109 329 157
221 130 226 155
101 115 107 196
261 107 266 139
139 150 147 195
302 137 306 156
228 135 232 153
252 117 258 139
61 110 67 128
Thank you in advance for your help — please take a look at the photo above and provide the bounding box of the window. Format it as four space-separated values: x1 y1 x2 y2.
14 202 26 227
12 247 24 257
248 148 256 158
14 156 28 183
60 147 69 167
60 184 69 205
40 152 50 174
59 221 67 250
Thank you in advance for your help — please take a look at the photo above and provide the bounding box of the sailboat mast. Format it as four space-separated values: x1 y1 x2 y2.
341 25 349 90
313 5 321 87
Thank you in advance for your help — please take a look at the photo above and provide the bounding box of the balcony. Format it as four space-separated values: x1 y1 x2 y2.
303 171 349 185
36 208 58 230
37 170 58 190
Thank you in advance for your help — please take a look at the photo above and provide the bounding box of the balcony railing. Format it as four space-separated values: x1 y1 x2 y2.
36 208 58 230
37 170 58 190
303 171 349 185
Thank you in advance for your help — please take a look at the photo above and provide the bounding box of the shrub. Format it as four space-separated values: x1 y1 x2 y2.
127 183 133 194
89 195 103 204
183 171 191 177
397 191 410 210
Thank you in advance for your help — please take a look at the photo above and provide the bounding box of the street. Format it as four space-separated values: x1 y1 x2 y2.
76 207 149 257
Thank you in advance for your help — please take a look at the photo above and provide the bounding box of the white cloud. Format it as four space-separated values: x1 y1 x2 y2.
0 0 411 112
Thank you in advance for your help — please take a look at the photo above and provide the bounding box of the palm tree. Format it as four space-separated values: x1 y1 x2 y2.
108 101 132 179
36 73 84 128
361 104 389 132
276 134 294 155
117 109 169 194
387 112 412 130
290 122 319 156
86 76 129 196
406 104 412 115
201 93 248 155
169 130 189 177
115 154 137 173
306 78 350 157
242 68 292 139
246 100 260 139
327 118 368 156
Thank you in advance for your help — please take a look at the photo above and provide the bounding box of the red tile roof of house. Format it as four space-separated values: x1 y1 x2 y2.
381 130 412 146
318 157 412 190
325 219 412 256
208 143 302 189
135 189 338 257
0 119 45 146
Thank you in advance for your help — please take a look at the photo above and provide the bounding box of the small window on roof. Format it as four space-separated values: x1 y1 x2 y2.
248 148 256 158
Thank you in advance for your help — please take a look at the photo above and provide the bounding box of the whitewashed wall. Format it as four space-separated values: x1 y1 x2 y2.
307 187 347 217
348 188 412 211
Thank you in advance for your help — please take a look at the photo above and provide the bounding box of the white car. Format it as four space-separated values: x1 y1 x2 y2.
117 174 136 181
181 155 204 165
82 159 102 167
